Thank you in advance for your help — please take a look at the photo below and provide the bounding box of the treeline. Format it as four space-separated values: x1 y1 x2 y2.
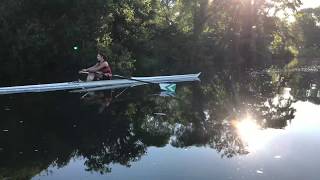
0 0 310 84
294 6 320 58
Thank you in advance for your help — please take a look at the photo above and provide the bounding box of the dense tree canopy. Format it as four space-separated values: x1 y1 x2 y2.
293 6 320 57
2 0 316 85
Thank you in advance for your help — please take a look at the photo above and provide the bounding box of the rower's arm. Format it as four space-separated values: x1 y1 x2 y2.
86 63 99 71
87 63 107 72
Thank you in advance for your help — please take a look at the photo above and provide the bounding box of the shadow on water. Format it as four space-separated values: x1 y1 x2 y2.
0 65 320 179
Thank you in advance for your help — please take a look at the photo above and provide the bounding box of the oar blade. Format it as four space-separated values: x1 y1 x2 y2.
159 83 176 93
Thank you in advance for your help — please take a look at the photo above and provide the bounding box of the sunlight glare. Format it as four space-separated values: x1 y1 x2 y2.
234 116 278 152
271 0 320 23
301 0 320 9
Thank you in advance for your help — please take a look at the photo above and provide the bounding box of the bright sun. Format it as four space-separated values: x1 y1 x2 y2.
301 0 320 9
234 116 279 152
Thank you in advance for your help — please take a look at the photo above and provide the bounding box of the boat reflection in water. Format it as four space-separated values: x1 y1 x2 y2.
81 90 113 113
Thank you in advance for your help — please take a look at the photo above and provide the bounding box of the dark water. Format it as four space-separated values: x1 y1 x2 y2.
1 66 320 180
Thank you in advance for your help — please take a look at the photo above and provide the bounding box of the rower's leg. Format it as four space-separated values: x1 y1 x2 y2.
86 73 95 81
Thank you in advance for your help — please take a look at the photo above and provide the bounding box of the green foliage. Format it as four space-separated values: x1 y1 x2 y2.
0 0 307 84
293 7 320 58
285 58 299 69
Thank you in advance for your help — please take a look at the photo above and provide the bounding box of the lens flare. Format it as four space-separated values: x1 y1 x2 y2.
234 116 277 152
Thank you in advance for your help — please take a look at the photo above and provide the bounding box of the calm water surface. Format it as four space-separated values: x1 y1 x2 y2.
1 67 320 180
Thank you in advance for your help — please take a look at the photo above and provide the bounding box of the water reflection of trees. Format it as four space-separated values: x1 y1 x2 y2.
140 69 317 159
168 69 302 157
0 93 148 178
291 72 320 105
0 70 310 178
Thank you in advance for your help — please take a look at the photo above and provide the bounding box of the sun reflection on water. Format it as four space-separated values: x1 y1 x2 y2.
234 116 279 152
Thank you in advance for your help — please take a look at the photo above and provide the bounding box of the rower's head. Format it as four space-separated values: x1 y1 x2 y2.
97 53 107 62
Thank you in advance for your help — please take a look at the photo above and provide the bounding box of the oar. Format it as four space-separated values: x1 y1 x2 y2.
79 71 100 75
79 72 154 84
114 75 177 93
113 74 156 85
79 72 151 84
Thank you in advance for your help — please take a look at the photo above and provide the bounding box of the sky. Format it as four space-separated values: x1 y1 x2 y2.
279 0 320 22
300 0 320 9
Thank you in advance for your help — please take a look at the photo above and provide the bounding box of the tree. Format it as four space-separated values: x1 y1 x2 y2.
294 7 320 57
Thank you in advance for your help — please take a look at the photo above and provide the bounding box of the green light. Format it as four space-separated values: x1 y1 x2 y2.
73 46 78 50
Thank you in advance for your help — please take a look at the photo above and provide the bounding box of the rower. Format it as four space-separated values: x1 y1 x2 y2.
79 53 112 81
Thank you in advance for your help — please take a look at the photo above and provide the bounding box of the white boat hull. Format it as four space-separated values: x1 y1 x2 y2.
0 73 201 95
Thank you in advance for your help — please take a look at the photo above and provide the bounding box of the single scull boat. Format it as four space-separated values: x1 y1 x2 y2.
0 73 201 95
